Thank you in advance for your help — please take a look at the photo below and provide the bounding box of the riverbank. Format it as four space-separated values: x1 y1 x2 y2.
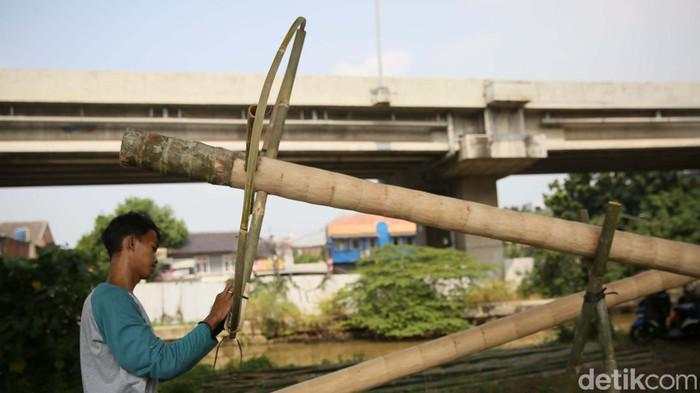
155 313 636 369
156 311 700 392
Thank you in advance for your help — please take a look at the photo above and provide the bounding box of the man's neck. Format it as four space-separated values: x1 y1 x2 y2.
107 256 139 292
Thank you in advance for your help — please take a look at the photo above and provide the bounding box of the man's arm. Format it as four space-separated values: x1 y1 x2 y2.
91 285 217 381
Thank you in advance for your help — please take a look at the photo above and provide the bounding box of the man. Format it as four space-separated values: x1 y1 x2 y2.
80 212 234 392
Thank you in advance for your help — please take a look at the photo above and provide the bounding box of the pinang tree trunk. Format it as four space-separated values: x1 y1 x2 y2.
120 130 700 278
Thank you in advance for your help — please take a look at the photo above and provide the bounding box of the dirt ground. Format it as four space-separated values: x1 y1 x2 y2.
187 339 698 392
467 340 700 393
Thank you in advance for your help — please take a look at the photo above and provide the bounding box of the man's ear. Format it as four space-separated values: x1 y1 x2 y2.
123 235 136 252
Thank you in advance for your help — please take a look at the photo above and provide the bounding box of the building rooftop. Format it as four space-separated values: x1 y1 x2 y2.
326 214 417 238
0 221 54 246
168 232 275 258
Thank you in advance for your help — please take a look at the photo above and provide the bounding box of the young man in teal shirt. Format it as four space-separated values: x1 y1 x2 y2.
80 212 234 392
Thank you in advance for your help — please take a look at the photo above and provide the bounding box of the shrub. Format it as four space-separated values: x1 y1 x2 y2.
293 252 322 264
0 247 100 393
245 277 302 338
342 245 491 339
465 279 518 304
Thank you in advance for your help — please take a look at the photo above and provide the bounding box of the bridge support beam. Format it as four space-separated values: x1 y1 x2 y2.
452 175 504 274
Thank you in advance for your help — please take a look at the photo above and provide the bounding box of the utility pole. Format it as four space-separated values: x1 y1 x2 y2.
371 0 390 106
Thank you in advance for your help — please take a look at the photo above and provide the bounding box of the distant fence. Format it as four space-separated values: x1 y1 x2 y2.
134 281 222 324
133 274 359 324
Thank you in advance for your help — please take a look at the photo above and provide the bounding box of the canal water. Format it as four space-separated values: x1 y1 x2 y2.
160 312 636 369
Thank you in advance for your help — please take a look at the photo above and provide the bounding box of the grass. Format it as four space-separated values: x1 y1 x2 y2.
158 365 216 393
158 355 276 393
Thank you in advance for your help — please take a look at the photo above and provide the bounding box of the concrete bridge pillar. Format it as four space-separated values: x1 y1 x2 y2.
452 176 504 275
384 172 454 249
387 170 504 274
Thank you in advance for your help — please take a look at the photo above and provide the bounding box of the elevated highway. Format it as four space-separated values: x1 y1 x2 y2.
2 69 699 186
2 70 699 266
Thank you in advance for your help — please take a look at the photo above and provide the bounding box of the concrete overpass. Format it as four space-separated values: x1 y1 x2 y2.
2 69 700 265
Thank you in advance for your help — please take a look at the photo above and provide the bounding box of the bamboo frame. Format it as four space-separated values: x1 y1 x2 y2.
120 130 700 278
120 131 699 391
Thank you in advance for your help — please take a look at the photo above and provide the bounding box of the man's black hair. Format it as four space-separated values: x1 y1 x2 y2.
101 212 161 259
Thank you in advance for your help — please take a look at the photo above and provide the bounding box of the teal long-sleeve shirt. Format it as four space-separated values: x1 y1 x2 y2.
80 282 217 392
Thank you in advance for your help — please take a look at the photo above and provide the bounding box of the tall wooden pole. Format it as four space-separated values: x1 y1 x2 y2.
567 203 621 392
120 130 700 278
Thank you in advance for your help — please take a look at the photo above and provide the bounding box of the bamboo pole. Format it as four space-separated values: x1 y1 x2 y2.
567 204 620 393
227 17 306 337
567 210 594 382
273 269 693 393
120 130 700 278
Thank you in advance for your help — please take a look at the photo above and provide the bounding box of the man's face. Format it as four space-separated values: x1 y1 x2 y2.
129 229 159 279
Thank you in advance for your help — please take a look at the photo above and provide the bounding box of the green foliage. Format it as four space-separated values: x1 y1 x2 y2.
544 172 695 223
158 364 215 393
632 185 700 244
519 171 699 298
342 245 491 339
313 288 354 335
245 277 302 338
293 252 321 264
76 197 188 271
0 247 101 393
464 279 518 304
158 357 276 393
231 355 275 371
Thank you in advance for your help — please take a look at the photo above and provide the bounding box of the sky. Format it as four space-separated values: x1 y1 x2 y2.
1 0 699 247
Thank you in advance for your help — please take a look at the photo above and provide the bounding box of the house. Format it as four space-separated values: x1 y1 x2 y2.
163 232 277 281
0 221 55 258
289 229 327 262
326 213 418 267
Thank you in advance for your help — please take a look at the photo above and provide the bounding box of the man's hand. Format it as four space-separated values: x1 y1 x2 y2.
202 281 235 333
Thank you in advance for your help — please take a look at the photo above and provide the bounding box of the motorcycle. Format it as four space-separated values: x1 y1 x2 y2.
629 291 671 344
667 301 700 339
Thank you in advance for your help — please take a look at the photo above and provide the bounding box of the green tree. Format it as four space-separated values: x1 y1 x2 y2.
76 197 188 271
519 171 699 298
0 247 100 393
246 277 302 338
632 186 700 244
342 245 491 339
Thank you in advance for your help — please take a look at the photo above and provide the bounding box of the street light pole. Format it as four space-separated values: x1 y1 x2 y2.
371 0 390 105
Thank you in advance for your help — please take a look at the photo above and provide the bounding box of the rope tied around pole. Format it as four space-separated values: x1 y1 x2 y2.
582 287 619 304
